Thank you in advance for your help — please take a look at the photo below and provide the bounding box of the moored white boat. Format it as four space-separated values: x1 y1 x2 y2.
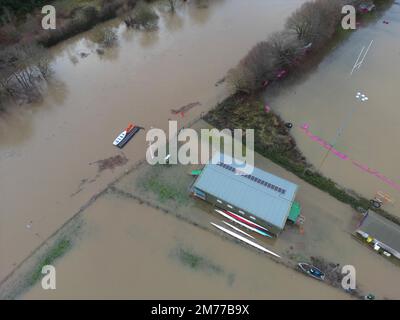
113 124 140 148
113 131 127 146
298 262 325 281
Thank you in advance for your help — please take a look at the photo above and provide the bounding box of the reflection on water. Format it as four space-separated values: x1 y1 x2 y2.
0 109 34 147
163 12 184 32
187 1 213 25
139 30 160 48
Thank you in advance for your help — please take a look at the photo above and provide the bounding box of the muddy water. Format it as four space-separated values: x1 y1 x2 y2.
269 4 400 216
0 0 307 284
22 196 349 299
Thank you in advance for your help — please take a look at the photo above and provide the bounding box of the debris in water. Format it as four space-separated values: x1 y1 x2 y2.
171 102 201 115
90 154 128 172
285 122 293 129
262 80 270 87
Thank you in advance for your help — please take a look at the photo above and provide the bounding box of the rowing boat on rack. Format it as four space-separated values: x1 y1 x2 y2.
214 209 272 238
210 222 281 258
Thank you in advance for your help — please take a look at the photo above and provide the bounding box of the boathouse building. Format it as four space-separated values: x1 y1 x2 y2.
191 153 300 236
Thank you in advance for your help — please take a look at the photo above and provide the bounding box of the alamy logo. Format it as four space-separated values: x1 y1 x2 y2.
41 5 56 30
341 5 356 30
341 265 356 290
146 121 255 173
41 265 56 290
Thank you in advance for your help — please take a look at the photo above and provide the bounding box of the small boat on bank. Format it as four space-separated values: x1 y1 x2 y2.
113 124 141 149
298 262 325 281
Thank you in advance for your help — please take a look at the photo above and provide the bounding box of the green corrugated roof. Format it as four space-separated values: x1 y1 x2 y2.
288 201 301 223
191 170 202 176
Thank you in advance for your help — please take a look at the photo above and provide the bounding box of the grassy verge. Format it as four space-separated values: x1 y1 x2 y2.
0 215 83 299
27 238 71 287
138 165 191 205
174 247 225 275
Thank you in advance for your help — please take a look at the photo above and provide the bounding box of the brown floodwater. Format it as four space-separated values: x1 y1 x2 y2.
22 196 349 299
0 0 308 286
268 4 400 216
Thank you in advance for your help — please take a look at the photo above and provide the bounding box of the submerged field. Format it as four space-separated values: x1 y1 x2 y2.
1 0 400 300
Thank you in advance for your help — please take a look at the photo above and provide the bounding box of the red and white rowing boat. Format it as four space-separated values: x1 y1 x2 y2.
214 209 272 238
222 209 269 232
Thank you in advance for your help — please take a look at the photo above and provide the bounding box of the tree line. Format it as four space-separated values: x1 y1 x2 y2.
227 0 381 94
0 43 52 111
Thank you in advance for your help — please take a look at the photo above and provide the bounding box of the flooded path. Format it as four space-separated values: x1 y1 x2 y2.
268 4 400 216
0 0 307 284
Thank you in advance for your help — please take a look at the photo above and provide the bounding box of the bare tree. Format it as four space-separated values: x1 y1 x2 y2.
227 41 277 93
268 31 304 69
286 2 318 43
164 0 180 12
0 43 52 104
286 0 344 47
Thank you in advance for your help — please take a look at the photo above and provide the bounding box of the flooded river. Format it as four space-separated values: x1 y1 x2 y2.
269 4 400 216
0 0 309 290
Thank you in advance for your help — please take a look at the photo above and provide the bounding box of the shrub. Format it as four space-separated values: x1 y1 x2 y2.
227 41 276 93
0 24 20 46
126 1 159 30
93 28 118 48
268 31 305 69
286 0 344 48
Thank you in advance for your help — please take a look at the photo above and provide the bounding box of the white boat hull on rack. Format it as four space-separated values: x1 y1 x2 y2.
210 222 281 258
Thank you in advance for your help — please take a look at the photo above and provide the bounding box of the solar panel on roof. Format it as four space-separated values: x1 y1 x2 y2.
216 162 286 195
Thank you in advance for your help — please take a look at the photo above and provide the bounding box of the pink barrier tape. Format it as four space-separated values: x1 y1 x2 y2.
300 123 400 193
300 123 349 160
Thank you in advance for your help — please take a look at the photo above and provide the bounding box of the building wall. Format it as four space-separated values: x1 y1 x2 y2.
193 187 282 235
